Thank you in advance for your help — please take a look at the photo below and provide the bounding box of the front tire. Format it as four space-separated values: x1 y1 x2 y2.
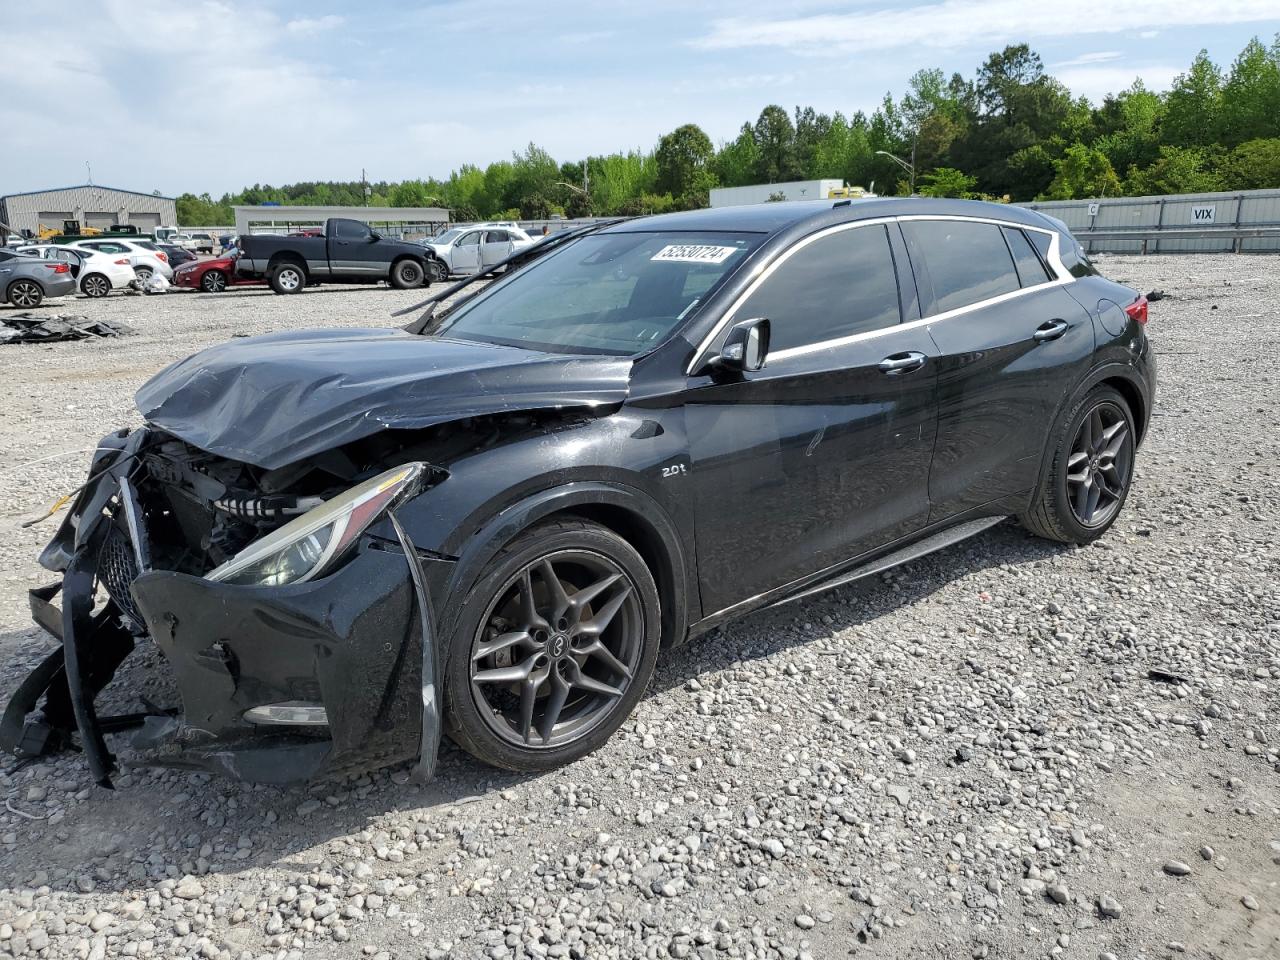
6 279 43 308
81 273 111 298
444 519 661 772
201 269 228 293
425 258 448 283
133 266 154 283
390 259 425 289
1021 386 1136 544
269 262 305 295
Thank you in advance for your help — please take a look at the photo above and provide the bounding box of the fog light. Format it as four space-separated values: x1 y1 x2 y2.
242 701 329 726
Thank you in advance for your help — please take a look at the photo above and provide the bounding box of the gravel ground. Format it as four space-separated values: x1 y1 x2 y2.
0 259 1277 960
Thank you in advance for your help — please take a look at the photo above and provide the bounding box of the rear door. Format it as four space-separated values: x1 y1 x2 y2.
686 221 938 614
481 230 514 268
900 217 1094 519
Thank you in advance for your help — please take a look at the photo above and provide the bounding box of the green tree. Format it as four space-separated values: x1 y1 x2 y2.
1219 37 1280 145
753 105 801 182
917 167 977 198
1162 50 1223 147
1124 146 1223 195
1043 144 1121 199
713 124 761 188
1217 138 1280 189
655 123 715 199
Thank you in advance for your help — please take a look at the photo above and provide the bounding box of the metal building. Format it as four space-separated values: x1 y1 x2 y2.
233 205 449 240
0 185 178 236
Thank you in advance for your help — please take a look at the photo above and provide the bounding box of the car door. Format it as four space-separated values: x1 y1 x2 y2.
329 219 381 276
685 221 939 615
451 231 482 274
899 218 1095 519
481 230 514 268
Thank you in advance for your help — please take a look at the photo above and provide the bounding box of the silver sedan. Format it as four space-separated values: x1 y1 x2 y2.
0 248 78 308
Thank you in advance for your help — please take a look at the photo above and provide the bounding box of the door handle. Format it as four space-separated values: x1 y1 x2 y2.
1033 319 1069 342
878 351 927 375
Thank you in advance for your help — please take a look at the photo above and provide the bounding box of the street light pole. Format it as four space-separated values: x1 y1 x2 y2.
875 149 916 194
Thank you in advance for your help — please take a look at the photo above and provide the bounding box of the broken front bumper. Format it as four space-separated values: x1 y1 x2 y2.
1 436 445 786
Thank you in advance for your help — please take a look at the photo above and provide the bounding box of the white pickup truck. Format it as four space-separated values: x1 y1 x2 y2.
420 224 538 279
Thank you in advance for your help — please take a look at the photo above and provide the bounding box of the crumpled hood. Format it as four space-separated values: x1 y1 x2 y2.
135 327 632 469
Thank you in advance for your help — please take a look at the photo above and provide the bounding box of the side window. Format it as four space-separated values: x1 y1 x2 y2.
734 225 901 353
483 231 508 243
457 232 481 247
903 220 1021 314
1002 227 1051 287
1026 229 1053 265
334 220 370 241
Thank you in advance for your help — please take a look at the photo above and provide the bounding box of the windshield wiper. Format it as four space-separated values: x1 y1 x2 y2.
395 218 629 335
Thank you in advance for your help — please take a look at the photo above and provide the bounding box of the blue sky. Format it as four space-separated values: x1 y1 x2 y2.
4 1 1279 197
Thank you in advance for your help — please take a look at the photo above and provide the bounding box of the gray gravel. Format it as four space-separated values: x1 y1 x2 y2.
0 259 1277 960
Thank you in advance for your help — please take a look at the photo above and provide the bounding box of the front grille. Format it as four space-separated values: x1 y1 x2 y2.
100 523 144 628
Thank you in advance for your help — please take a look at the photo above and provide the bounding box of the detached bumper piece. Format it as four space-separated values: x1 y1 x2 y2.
1 430 443 786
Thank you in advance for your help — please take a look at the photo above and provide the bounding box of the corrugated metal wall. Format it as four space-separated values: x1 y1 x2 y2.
0 186 178 234
1021 189 1280 253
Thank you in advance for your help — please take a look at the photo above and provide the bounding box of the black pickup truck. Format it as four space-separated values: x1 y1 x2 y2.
236 218 441 294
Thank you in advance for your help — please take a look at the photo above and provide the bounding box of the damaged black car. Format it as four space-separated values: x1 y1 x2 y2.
2 198 1155 786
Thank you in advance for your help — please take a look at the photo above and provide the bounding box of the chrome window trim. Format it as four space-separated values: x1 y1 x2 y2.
686 213 1072 373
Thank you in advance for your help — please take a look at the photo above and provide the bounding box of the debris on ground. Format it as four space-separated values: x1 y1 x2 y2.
1147 288 1167 301
0 313 134 344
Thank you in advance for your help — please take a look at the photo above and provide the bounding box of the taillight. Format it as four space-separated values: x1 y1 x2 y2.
47 263 70 274
1124 295 1148 325
155 252 168 262
114 258 130 265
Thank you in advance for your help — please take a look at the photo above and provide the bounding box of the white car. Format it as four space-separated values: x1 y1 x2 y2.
12 244 137 298
421 225 537 278
66 238 173 281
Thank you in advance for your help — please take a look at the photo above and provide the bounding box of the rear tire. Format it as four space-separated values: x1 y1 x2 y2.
390 259 425 290
201 270 228 293
425 258 448 283
81 273 111 298
269 262 305 295
133 266 154 283
444 519 661 773
6 279 43 308
1020 386 1136 544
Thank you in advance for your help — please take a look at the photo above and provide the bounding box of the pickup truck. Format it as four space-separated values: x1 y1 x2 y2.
236 218 437 294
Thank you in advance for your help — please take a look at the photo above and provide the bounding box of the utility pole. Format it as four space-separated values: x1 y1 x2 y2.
86 161 93 186
362 168 371 207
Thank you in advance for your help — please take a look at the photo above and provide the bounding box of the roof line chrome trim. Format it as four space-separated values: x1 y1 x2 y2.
685 214 1071 375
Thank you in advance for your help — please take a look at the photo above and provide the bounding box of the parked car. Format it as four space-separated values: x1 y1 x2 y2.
421 225 536 279
171 250 260 293
216 234 236 252
12 244 137 297
236 218 434 294
0 248 77 307
158 244 198 267
1 198 1154 787
187 232 215 254
65 238 173 281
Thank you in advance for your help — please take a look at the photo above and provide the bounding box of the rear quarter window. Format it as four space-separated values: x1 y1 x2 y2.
1002 227 1051 287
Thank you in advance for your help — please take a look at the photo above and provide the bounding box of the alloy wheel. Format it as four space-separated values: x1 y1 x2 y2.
83 275 109 298
203 271 227 292
9 280 41 307
1066 400 1132 527
470 550 643 748
277 268 301 291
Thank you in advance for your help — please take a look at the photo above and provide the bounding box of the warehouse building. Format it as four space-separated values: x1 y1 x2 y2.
0 185 177 236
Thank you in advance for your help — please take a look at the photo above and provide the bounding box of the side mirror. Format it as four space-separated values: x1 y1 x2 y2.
713 317 770 374
368 233 380 242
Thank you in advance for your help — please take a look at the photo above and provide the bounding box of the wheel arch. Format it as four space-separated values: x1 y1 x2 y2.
442 481 691 652
267 252 308 275
1029 361 1151 508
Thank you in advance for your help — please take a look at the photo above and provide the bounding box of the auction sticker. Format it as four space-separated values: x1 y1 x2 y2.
651 244 740 264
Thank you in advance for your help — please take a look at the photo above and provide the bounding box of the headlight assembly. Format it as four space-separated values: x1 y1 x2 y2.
205 463 425 586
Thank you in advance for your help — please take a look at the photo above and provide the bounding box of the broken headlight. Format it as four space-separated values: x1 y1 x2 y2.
205 463 425 586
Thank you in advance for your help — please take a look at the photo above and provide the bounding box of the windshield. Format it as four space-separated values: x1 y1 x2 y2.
434 231 761 356
428 228 463 245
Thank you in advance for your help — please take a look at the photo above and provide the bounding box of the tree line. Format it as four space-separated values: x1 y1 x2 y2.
176 37 1280 226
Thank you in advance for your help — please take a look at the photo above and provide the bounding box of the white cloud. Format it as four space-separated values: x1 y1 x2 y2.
286 14 345 35
694 1 1280 54
1055 64 1182 101
1052 51 1122 68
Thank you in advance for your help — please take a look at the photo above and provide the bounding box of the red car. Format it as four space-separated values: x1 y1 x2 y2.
171 252 262 293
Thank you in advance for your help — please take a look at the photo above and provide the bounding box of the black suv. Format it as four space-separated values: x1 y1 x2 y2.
5 198 1154 786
